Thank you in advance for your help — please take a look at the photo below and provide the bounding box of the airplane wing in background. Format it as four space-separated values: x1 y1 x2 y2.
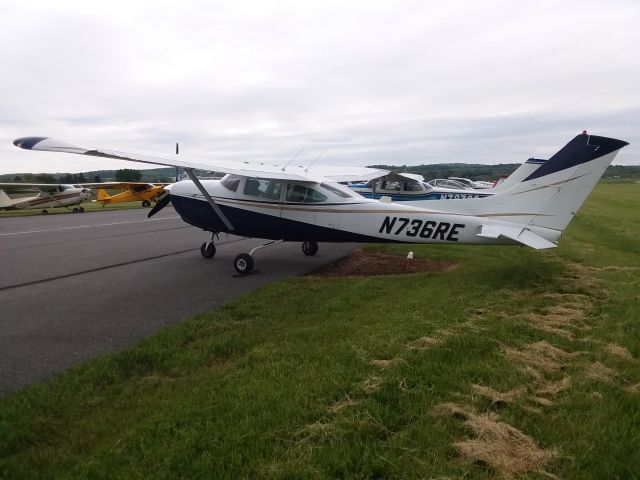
13 137 388 183
79 182 165 190
0 183 66 194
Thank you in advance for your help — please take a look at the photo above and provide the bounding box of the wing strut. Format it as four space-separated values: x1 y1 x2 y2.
184 168 235 231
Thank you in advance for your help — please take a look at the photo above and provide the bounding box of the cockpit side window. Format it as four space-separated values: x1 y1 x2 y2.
221 174 241 192
285 184 328 203
243 178 282 200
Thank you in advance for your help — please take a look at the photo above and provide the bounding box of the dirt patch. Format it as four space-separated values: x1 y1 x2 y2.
328 396 359 414
504 341 576 373
585 361 618 384
359 374 383 393
626 383 640 394
605 343 635 361
433 403 557 479
311 248 456 277
471 384 526 407
370 358 404 368
535 376 572 396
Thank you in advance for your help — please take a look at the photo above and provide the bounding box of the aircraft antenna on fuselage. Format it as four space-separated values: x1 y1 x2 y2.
281 148 304 172
304 151 325 173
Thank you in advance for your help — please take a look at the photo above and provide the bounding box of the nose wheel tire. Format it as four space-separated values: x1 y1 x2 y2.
234 253 254 274
142 200 151 207
200 242 216 258
302 241 319 256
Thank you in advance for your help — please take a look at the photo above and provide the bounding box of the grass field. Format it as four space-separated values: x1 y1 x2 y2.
1 181 639 479
0 200 145 217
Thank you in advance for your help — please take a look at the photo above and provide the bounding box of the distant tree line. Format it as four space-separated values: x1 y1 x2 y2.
371 164 640 181
1 164 638 184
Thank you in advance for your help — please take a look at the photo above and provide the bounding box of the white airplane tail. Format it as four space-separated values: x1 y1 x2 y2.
491 158 546 192
474 132 628 232
0 189 14 208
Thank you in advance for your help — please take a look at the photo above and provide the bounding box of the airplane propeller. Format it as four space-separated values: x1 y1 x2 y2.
148 192 171 218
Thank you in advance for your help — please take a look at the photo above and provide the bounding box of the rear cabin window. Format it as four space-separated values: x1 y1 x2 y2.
285 184 327 203
320 183 354 198
221 174 241 192
243 178 282 200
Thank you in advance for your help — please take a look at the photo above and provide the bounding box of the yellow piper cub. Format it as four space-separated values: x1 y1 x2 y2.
88 182 169 207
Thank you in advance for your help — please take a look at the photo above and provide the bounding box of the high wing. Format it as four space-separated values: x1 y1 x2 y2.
0 182 69 194
79 182 169 190
13 137 387 183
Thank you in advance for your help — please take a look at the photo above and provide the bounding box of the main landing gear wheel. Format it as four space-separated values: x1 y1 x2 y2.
79 207 85 213
302 241 319 256
234 253 254 274
72 207 79 213
142 200 151 207
200 242 216 259
41 209 49 215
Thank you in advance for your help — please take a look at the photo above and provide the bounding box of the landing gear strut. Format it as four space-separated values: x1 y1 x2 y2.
233 239 284 275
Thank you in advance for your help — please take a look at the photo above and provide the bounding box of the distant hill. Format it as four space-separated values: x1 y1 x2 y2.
0 167 215 184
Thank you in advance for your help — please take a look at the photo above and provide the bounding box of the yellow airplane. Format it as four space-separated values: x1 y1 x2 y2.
86 182 169 207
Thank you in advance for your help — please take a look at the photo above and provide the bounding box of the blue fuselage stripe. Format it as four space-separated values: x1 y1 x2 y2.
171 195 398 243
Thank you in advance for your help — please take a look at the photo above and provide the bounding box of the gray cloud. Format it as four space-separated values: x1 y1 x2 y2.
1 0 638 173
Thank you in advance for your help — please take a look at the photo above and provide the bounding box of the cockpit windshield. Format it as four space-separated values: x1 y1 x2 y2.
221 174 241 192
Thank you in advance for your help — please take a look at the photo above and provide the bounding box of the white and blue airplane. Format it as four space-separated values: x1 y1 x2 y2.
347 157 546 202
0 182 91 213
13 132 627 274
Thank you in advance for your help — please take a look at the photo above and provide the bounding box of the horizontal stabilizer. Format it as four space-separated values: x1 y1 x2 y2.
477 224 557 249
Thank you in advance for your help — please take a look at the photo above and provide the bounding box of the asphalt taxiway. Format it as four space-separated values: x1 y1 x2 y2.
0 208 356 395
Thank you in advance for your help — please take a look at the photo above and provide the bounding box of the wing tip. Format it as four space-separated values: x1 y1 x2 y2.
13 137 49 150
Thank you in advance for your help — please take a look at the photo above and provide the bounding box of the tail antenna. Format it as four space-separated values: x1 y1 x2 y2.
281 148 304 172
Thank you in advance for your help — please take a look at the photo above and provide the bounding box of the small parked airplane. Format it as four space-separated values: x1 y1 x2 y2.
0 182 91 213
82 182 168 207
13 132 627 273
347 158 546 202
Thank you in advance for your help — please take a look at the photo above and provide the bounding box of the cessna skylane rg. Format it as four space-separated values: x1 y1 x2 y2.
13 132 627 274
0 182 91 213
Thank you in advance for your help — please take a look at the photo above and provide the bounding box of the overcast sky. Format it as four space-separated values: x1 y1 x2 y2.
0 0 638 174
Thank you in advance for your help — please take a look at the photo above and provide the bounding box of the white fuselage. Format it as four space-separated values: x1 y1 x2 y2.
168 178 561 246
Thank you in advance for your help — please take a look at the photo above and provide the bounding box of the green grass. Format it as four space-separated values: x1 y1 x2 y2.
1 182 639 479
0 201 148 217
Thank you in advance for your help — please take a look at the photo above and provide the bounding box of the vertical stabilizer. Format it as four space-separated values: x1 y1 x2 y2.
0 190 14 208
471 133 628 231
96 189 112 203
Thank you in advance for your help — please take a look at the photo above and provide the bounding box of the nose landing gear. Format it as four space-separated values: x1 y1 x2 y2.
302 241 319 256
200 233 219 259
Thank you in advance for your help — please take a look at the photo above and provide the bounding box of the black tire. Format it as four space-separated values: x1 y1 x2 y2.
142 200 151 207
79 207 85 213
72 207 79 213
41 209 49 215
302 241 319 256
200 242 216 259
234 253 254 274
